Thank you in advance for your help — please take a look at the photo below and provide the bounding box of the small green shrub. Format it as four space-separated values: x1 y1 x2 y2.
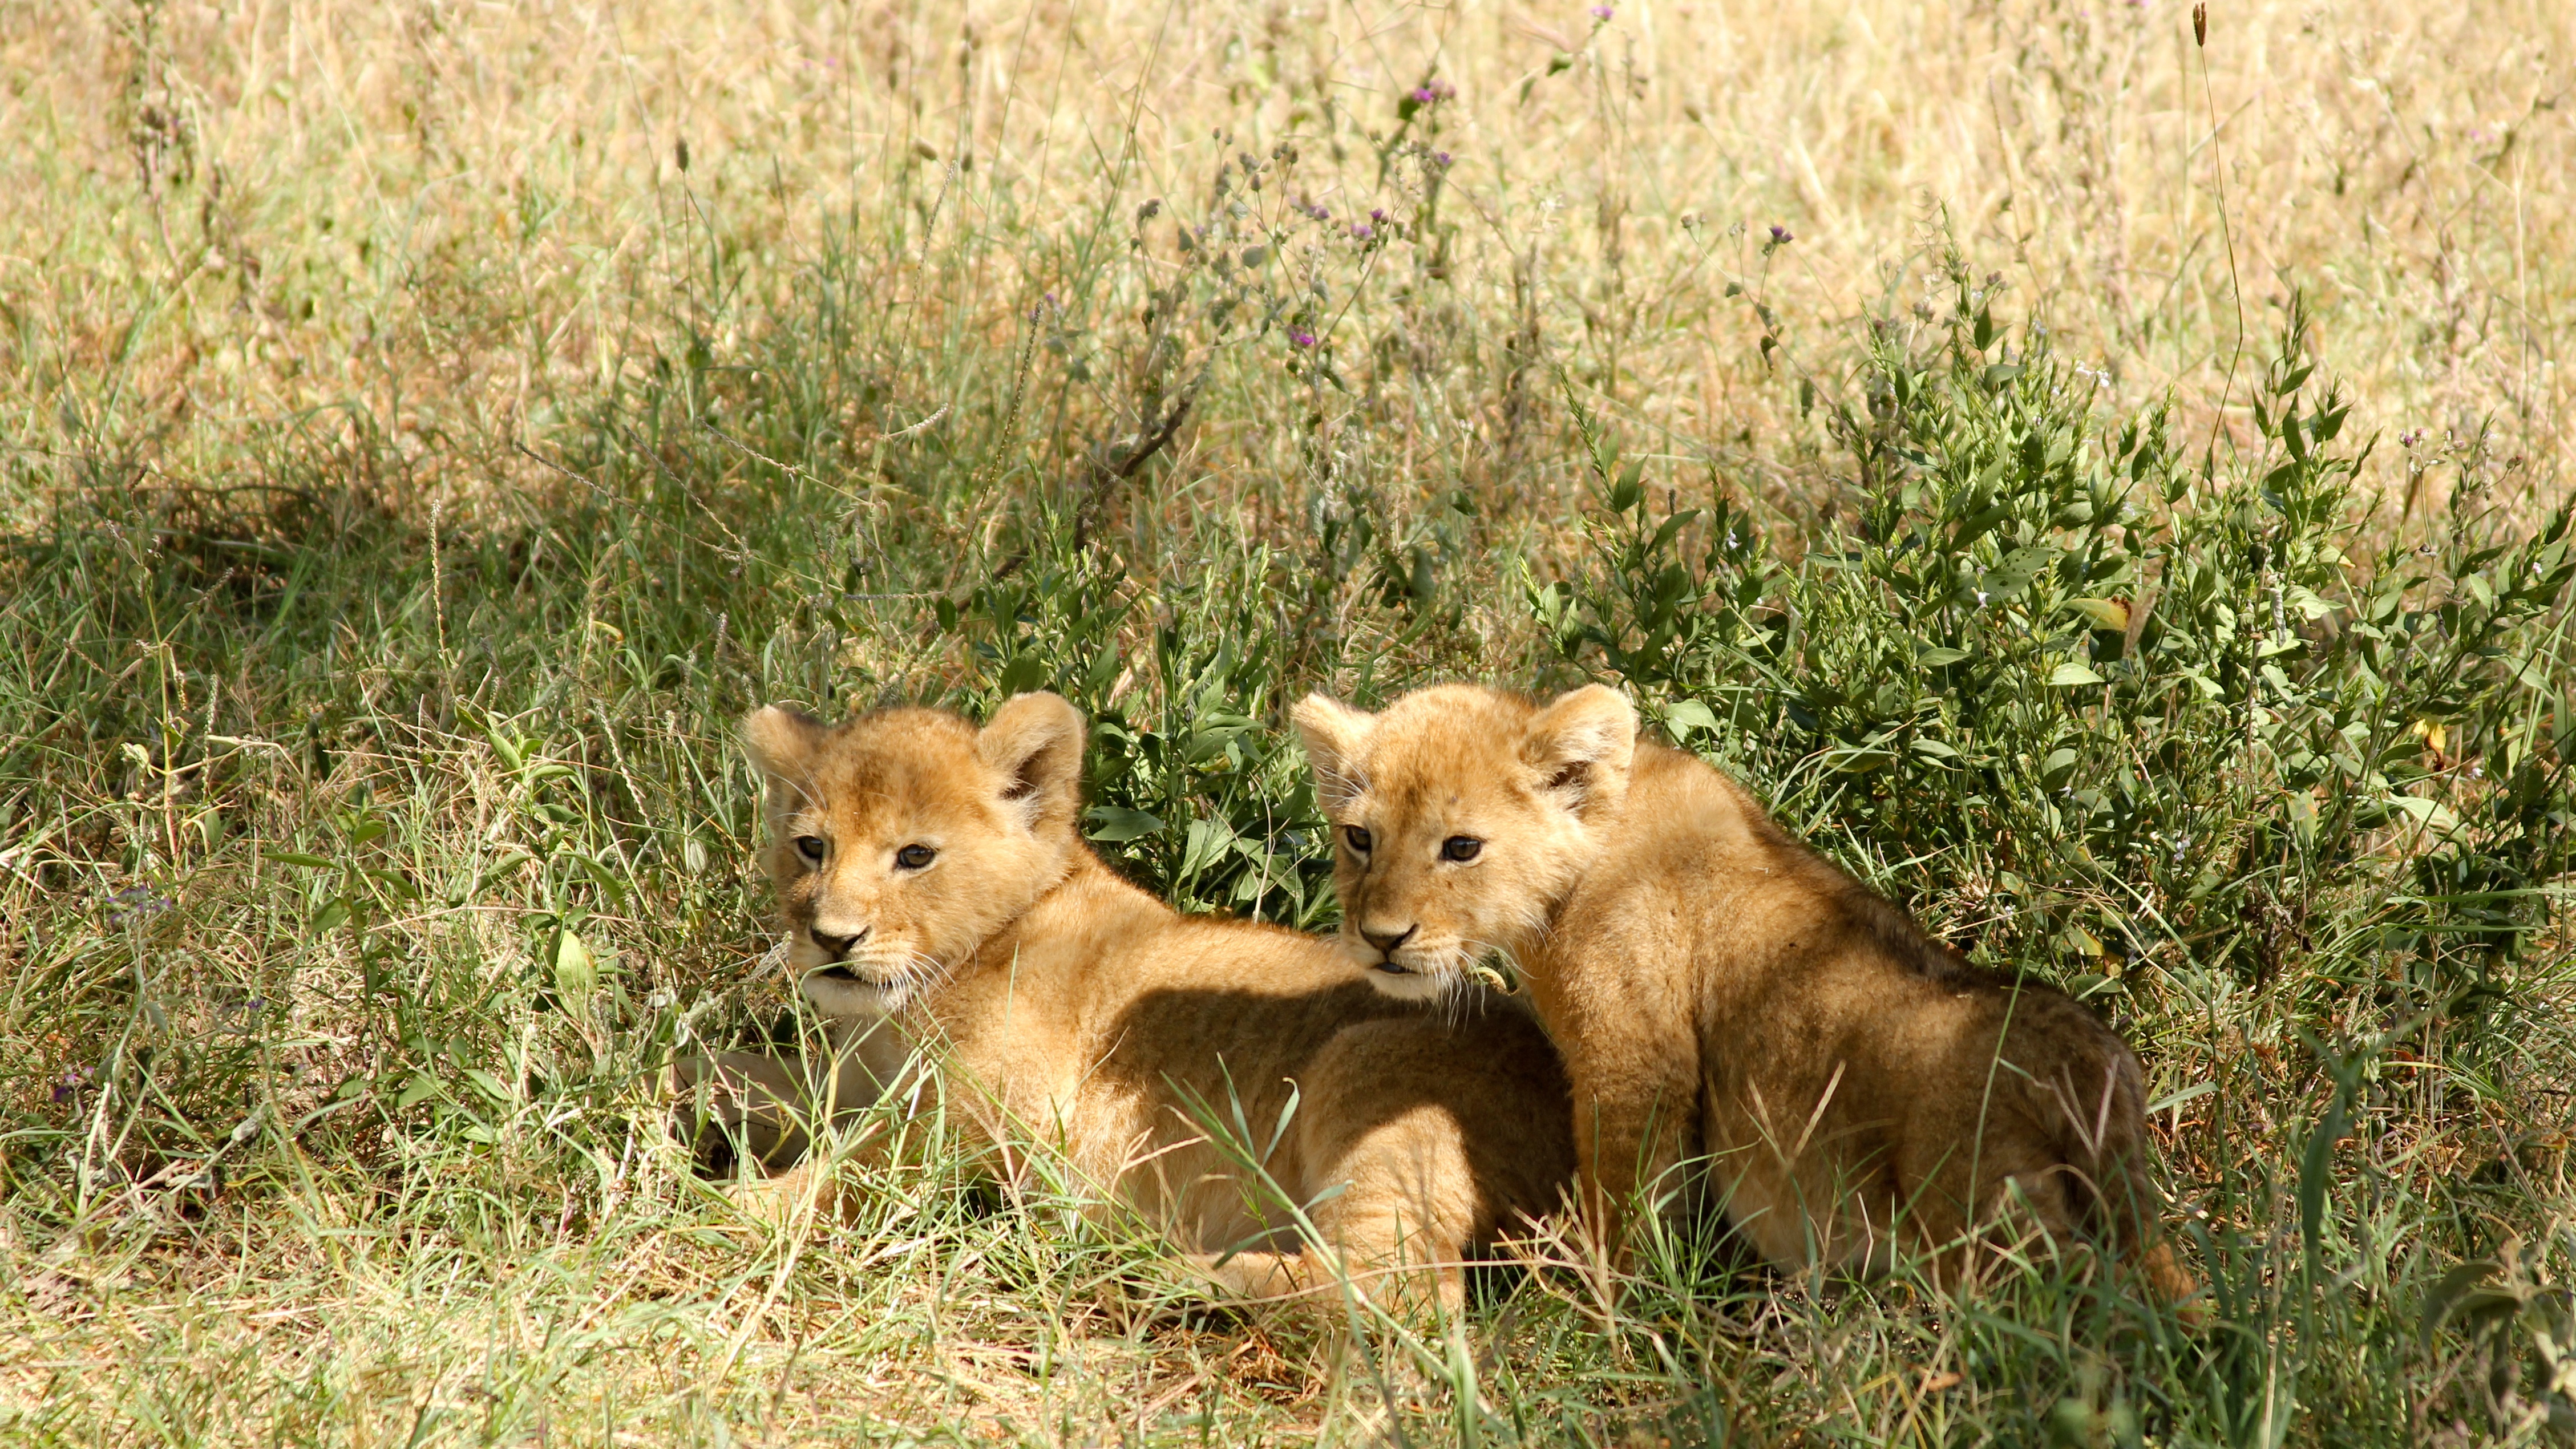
1515 262 2576 1448
935 545 1344 929
1536 282 2574 1031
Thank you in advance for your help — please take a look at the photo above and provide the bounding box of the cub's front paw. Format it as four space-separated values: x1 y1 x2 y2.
668 1053 808 1176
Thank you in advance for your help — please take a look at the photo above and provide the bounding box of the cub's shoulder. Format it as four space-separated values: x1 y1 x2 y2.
1610 741 1781 862
1158 909 1365 986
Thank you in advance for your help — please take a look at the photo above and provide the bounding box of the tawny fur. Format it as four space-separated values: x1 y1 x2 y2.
677 693 1575 1314
1291 682 2194 1301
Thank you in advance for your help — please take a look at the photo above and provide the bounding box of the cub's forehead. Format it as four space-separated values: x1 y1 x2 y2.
1372 688 1534 759
1362 687 1539 799
797 713 996 825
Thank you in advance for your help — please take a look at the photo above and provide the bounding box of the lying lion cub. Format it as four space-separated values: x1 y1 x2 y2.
1291 682 2191 1300
679 691 1574 1313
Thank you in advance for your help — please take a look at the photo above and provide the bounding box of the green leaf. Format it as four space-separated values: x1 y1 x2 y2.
1663 699 1720 740
264 850 336 869
1918 646 1970 666
2063 597 2132 632
573 852 628 902
2048 662 2107 686
395 1072 443 1111
553 929 600 1009
2387 793 2462 835
484 723 525 774
1951 502 2015 549
996 652 1051 698
1178 817 1238 880
462 1068 512 1107
2146 1081 2218 1116
2298 1087 2351 1260
1979 543 2059 604
1082 805 1166 843
2421 1260 2501 1349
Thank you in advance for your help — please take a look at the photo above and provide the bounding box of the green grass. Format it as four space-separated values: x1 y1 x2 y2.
5 0 2575 1442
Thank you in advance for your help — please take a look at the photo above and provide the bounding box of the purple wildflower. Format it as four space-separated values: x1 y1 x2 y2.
1433 151 1453 168
1350 222 1373 240
107 886 173 925
1769 224 1795 244
1591 5 1615 18
1290 330 1317 347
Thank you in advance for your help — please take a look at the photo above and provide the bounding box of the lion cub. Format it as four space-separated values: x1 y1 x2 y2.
681 692 1574 1313
1291 682 2190 1299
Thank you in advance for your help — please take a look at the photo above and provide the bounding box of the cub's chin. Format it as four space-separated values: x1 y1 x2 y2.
797 963 914 1021
1340 940 1453 1002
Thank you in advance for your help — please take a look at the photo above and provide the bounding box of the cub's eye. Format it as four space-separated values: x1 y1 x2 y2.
895 843 937 869
1442 836 1483 863
793 836 827 865
1344 825 1373 854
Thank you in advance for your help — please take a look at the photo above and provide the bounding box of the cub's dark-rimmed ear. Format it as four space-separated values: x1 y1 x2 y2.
742 705 826 817
1291 693 1376 812
979 691 1086 829
1522 685 1636 819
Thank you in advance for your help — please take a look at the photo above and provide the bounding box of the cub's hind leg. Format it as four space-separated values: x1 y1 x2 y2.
1185 1131 1473 1321
1280 1040 1498 1321
1187 1088 1482 1319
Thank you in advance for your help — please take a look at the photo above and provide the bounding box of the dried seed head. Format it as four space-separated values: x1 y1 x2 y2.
2193 3 2207 47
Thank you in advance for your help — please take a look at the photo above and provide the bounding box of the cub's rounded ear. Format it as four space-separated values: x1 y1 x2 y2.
742 705 825 815
979 691 1086 828
1291 693 1377 811
1522 685 1636 819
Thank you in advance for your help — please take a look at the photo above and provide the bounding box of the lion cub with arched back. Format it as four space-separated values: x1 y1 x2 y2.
681 692 1573 1313
1291 682 2190 1299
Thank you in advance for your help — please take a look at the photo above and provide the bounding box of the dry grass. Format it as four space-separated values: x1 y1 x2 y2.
7 0 2567 525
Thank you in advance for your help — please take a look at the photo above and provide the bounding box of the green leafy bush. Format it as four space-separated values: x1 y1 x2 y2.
937 547 1342 929
1535 286 2574 1035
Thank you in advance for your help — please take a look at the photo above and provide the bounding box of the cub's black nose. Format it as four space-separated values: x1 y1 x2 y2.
810 926 870 961
1359 924 1417 957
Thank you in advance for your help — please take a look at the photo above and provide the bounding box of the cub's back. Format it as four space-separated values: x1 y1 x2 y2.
1071 900 1575 1245
1311 996 1576 1233
1598 740 2134 1087
1595 743 1963 976
1084 906 1538 1100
